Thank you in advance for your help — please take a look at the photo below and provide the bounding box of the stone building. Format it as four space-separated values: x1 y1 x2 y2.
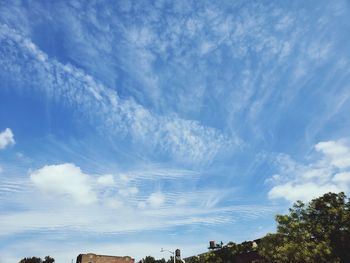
76 253 134 263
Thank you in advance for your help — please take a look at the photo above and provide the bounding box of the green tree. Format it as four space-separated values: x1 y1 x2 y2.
184 241 260 263
19 256 55 263
201 251 222 263
138 256 167 263
43 256 55 263
306 192 350 261
258 192 350 263
19 257 42 263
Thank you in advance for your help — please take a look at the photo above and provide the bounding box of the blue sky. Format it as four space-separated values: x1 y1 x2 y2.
1 0 350 262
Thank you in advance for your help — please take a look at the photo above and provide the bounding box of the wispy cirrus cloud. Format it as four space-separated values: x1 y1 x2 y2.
1 0 349 158
0 23 234 163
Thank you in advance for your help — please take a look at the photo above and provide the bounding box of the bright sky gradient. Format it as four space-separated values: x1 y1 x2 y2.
1 0 350 262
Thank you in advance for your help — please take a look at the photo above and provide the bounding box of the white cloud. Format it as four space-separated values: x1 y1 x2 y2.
268 140 350 202
315 140 350 168
97 174 115 186
0 128 15 150
118 186 139 197
105 197 124 209
315 141 348 155
333 172 350 184
147 192 165 208
30 163 97 205
269 182 341 202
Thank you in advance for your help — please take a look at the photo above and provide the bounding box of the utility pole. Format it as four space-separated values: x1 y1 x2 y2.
160 248 176 263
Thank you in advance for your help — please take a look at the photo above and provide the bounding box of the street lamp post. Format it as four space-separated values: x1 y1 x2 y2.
160 248 176 263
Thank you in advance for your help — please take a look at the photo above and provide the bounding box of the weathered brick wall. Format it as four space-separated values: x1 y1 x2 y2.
78 253 134 263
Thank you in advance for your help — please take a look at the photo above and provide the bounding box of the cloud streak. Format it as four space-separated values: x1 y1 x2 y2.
0 161 278 239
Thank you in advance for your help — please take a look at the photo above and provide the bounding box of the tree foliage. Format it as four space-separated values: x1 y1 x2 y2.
43 256 55 263
258 192 350 263
185 241 260 263
19 256 55 263
137 256 170 263
19 257 42 263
